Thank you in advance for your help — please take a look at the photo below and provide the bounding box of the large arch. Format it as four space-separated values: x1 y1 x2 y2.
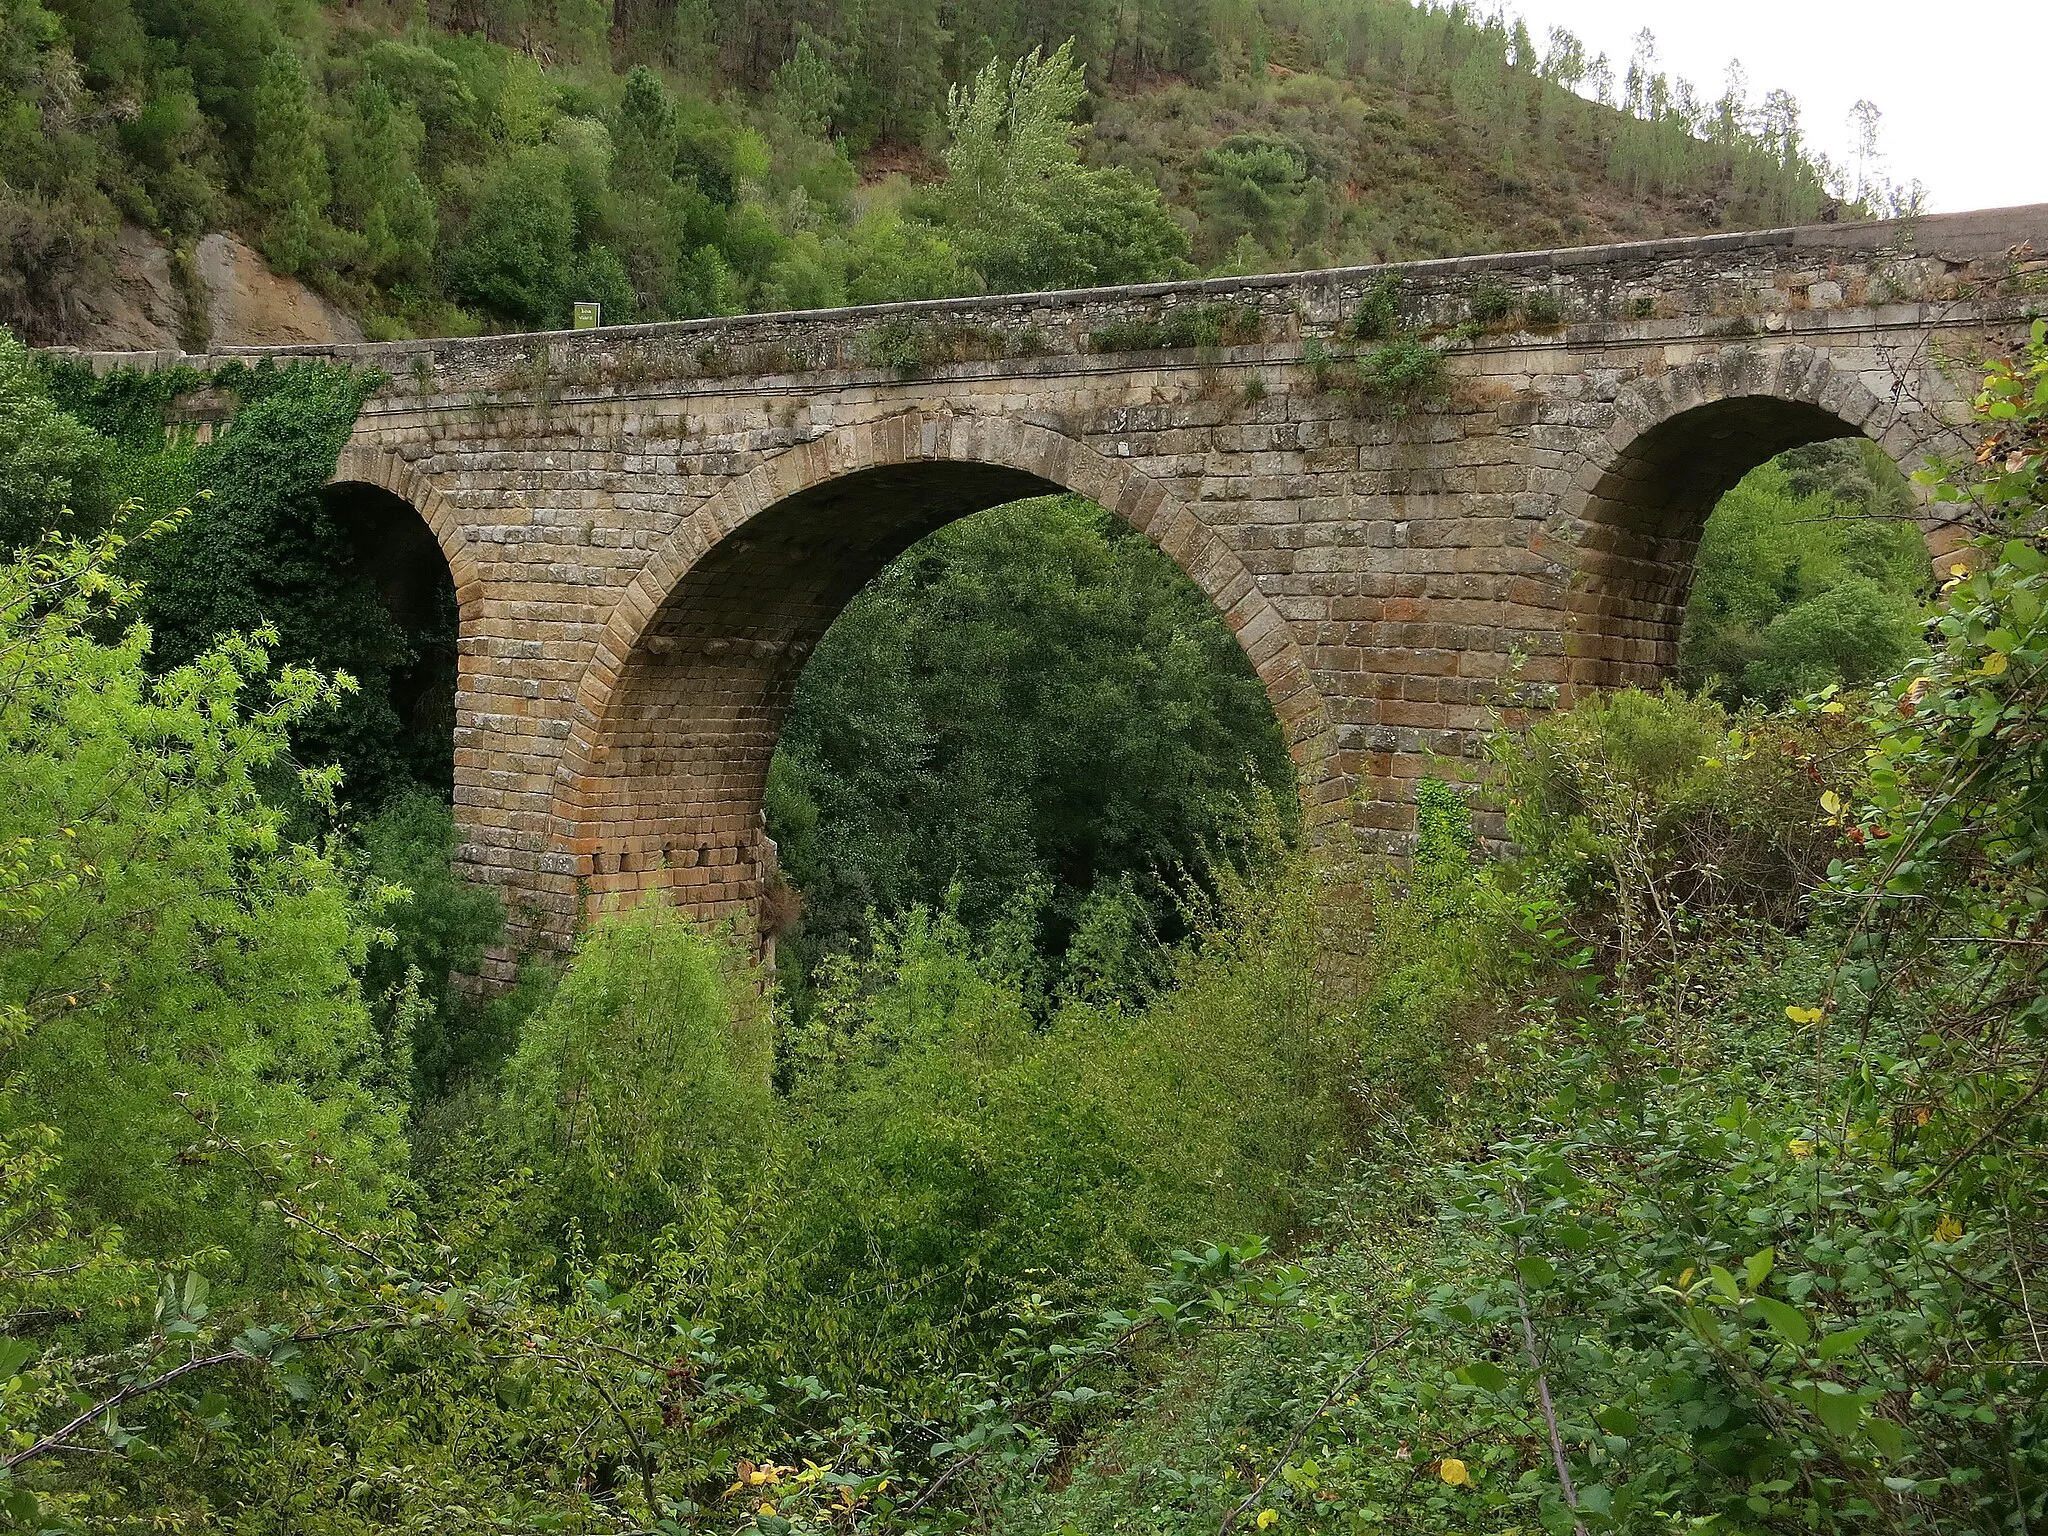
551 411 1341 929
1542 345 1964 694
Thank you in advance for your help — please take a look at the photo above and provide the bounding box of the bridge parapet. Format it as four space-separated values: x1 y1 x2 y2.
51 206 2045 408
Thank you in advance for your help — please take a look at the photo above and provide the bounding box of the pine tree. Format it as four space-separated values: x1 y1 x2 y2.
246 47 330 274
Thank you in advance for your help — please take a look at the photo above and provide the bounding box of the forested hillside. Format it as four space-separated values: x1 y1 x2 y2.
3 0 1872 344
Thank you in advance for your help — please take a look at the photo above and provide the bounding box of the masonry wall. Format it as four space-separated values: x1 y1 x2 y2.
57 205 2048 973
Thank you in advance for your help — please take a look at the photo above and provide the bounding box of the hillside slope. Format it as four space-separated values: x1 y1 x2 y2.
3 0 1858 347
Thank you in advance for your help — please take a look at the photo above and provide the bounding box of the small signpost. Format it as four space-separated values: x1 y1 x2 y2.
572 301 602 330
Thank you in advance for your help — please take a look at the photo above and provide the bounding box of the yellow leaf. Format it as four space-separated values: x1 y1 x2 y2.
1934 1215 1964 1243
1257 1510 1279 1529
1786 1005 1824 1025
1821 700 1846 714
1787 1139 1815 1158
1439 1458 1473 1487
1950 562 1971 578
757 1504 776 1518
1820 790 1843 817
1980 651 2010 677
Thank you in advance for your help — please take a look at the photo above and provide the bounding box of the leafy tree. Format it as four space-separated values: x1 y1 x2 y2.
927 42 1190 292
330 79 437 285
0 329 109 548
0 525 404 1272
358 790 507 1097
771 35 844 136
246 47 332 275
1194 132 1320 260
1679 441 1928 702
495 898 774 1251
446 146 579 326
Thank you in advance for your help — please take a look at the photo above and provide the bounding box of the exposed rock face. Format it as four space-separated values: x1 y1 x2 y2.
45 227 362 350
193 233 362 346
64 226 186 352
57 204 2048 978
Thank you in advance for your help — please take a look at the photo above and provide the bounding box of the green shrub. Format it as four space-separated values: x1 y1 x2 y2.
0 527 404 1274
1090 302 1262 354
496 899 774 1250
0 328 112 548
1467 278 1513 325
358 790 507 1096
1678 446 1928 703
1352 335 1446 408
445 146 577 326
1520 288 1562 326
1740 575 1921 701
1347 273 1404 341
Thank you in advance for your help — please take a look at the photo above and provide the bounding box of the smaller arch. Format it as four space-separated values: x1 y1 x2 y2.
328 444 486 631
1545 346 1953 693
549 412 1341 930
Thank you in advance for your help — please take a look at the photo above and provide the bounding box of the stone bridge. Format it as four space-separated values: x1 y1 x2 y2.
63 204 2048 974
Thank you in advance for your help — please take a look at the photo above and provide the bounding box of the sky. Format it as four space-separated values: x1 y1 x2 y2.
1499 0 2046 215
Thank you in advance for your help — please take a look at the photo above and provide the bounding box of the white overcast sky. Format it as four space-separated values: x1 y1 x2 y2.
1498 0 2046 214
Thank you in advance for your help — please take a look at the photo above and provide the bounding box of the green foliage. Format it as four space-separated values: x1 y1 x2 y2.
0 526 403 1282
1679 443 1929 703
358 790 507 1097
1350 334 1447 409
1194 132 1322 261
1467 278 1513 325
1347 273 1404 341
496 899 773 1252
924 42 1192 293
102 360 466 814
1089 302 1262 354
0 330 110 549
446 146 579 327
247 47 332 276
765 494 1297 999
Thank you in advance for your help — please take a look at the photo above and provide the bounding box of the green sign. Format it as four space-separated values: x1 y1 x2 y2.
572 301 602 330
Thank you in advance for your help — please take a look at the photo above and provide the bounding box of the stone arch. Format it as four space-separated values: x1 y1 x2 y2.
328 444 485 628
322 444 481 806
1542 345 1959 693
550 411 1340 929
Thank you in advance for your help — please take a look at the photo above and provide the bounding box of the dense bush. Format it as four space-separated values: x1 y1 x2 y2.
1678 441 1929 703
0 331 111 549
0 526 403 1286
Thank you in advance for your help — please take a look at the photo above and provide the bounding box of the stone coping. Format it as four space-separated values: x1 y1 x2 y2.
41 203 2048 378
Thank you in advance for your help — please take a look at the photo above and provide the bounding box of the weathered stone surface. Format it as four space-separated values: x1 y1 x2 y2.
52 205 2048 976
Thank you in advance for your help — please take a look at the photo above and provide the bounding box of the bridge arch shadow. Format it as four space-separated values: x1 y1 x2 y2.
1546 348 1960 695
552 413 1340 930
322 447 484 801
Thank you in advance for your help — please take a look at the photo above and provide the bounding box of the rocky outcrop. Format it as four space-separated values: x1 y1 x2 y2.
193 233 362 347
63 226 187 352
54 227 361 351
